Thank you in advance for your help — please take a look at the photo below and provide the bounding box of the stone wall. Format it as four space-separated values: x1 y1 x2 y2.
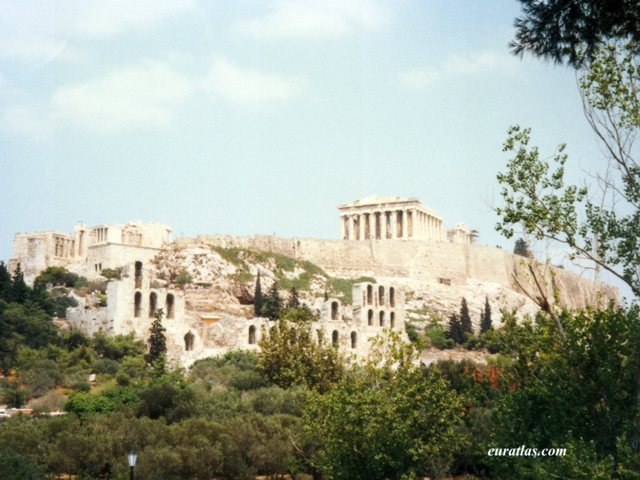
182 234 616 308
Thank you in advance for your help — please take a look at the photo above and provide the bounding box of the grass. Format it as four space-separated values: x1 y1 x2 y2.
211 245 376 300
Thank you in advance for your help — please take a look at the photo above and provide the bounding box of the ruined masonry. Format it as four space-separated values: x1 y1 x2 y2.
8 196 615 366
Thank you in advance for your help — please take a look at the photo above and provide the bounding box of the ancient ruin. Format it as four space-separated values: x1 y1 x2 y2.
7 196 617 366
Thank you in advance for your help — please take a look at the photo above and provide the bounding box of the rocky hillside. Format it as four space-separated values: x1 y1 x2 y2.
149 241 540 330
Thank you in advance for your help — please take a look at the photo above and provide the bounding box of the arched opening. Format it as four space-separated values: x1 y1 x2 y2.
389 287 395 307
149 292 157 318
368 309 374 326
390 312 395 328
184 331 194 351
378 286 385 306
331 301 339 320
166 293 175 319
332 330 339 347
367 285 373 305
134 291 141 318
379 310 385 327
134 261 142 289
351 331 357 349
248 325 256 345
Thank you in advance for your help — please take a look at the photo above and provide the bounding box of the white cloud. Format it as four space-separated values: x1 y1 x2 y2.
235 0 388 39
52 60 193 133
400 52 518 89
0 0 194 62
1 105 52 141
203 58 305 105
71 0 196 38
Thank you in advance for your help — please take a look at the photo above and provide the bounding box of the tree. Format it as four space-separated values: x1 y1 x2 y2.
480 296 492 334
498 44 640 300
304 335 465 479
459 297 472 338
34 266 80 288
513 238 530 257
0 262 11 301
174 268 192 289
287 286 300 309
257 307 342 392
447 313 463 345
253 271 264 316
260 282 282 320
489 306 640 478
146 309 167 367
511 0 640 67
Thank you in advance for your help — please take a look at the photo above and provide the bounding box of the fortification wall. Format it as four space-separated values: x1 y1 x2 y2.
178 234 616 308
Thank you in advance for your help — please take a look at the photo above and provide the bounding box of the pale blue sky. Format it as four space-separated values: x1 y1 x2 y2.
0 1 610 285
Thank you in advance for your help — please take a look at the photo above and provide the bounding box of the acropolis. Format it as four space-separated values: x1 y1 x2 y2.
6 196 616 366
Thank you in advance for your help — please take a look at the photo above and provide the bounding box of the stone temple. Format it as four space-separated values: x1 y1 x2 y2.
6 196 614 366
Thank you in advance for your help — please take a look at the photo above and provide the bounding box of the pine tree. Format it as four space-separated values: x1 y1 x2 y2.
447 313 463 344
254 271 264 316
459 297 472 338
261 282 282 320
146 309 167 366
287 286 300 309
10 264 30 304
480 296 492 334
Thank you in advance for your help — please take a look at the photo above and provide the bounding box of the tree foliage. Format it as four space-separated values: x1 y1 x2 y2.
305 336 465 479
513 237 530 257
511 0 640 67
146 309 167 368
480 296 492 334
257 307 342 392
253 271 263 316
497 43 640 299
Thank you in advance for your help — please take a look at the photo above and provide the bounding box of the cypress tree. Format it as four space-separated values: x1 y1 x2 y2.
146 309 167 366
261 282 282 320
459 297 472 338
480 296 492 333
447 313 463 344
288 286 300 309
254 271 264 316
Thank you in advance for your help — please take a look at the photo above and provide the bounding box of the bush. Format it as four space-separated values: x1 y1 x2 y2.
93 358 120 375
100 267 122 280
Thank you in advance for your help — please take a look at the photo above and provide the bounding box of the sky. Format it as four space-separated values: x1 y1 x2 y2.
0 1 619 292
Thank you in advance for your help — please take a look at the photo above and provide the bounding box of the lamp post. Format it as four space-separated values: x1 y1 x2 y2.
127 451 137 480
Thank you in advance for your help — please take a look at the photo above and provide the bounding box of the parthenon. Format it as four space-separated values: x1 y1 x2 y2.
338 196 445 242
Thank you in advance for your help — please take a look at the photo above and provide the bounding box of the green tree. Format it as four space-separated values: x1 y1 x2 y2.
480 296 492 334
146 309 167 368
174 268 192 289
459 297 472 338
489 307 640 479
257 307 342 392
304 336 465 479
497 43 640 299
511 0 640 67
0 262 12 301
447 313 463 345
260 282 282 320
287 285 300 309
9 265 29 304
34 266 80 288
253 271 264 316
513 237 530 257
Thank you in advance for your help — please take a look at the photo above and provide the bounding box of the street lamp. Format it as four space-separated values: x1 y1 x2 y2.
127 451 137 480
